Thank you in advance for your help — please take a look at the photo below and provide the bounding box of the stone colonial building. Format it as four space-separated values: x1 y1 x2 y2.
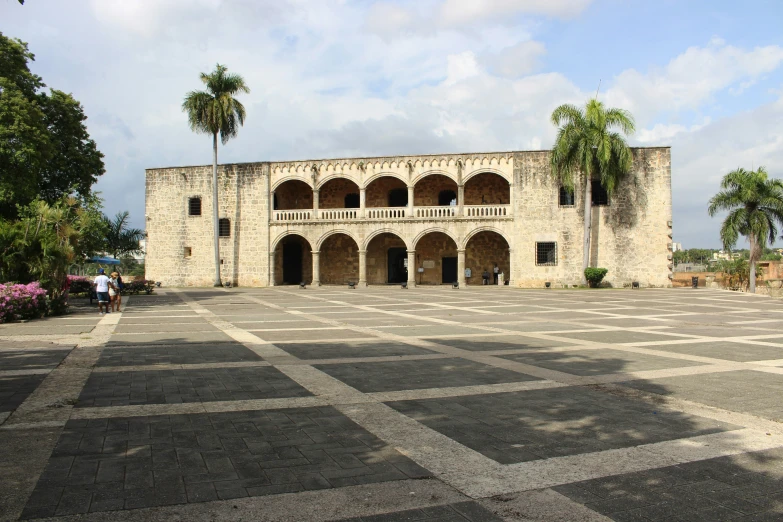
145 148 672 288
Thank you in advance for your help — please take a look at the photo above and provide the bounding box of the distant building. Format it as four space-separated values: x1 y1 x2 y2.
674 263 707 272
713 250 741 262
671 242 682 252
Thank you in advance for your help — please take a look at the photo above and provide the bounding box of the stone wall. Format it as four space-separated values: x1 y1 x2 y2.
366 177 406 207
414 232 458 285
320 178 360 209
464 173 510 205
465 231 510 285
320 233 359 284
366 233 407 284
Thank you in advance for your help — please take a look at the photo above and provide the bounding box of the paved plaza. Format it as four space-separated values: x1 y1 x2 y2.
2 287 783 520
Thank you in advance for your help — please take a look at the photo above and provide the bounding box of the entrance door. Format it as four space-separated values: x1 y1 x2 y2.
282 241 303 284
387 248 407 283
442 256 457 284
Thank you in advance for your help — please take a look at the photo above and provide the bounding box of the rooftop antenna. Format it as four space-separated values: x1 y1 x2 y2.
595 79 602 100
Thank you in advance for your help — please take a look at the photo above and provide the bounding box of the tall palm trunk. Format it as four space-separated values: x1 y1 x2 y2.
212 133 222 287
581 178 591 285
748 232 757 293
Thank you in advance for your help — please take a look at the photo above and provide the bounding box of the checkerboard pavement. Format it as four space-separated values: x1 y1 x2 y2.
2 286 783 520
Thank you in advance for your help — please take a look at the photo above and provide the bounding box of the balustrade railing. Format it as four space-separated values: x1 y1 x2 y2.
319 209 359 220
366 207 406 219
273 204 510 222
415 206 457 218
464 204 509 217
273 210 312 221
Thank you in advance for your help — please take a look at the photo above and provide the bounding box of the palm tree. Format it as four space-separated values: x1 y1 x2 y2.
550 99 635 284
182 64 249 286
708 167 783 293
104 211 145 260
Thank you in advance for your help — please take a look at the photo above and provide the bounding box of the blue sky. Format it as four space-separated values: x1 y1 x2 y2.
3 0 783 248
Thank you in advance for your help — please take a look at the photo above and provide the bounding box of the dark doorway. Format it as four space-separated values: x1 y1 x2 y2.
442 256 457 284
388 188 408 207
282 241 303 284
344 193 359 208
438 190 457 206
387 248 408 284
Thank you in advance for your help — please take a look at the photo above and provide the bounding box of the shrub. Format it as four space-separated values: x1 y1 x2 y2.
122 279 156 295
0 282 49 323
584 267 608 288
66 275 92 296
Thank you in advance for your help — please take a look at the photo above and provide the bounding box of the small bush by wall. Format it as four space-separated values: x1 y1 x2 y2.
0 282 49 323
584 268 609 288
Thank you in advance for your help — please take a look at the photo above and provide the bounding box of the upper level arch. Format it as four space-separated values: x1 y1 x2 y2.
463 167 511 184
316 174 360 191
464 171 511 205
411 169 456 186
271 175 313 192
362 171 409 189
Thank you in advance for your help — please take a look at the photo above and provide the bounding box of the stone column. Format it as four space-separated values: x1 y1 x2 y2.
312 190 319 220
407 185 414 218
507 248 513 286
457 184 465 216
358 250 367 287
312 251 320 286
269 252 275 286
407 250 416 287
270 191 276 221
457 249 466 287
359 188 366 218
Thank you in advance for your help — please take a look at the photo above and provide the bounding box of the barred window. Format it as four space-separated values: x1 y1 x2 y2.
536 242 557 266
188 197 202 216
559 187 575 206
218 218 231 237
591 180 608 206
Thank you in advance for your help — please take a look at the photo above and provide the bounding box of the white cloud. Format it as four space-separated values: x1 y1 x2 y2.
438 0 593 26
481 40 546 78
606 39 783 125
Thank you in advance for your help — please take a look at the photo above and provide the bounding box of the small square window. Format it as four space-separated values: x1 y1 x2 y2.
559 187 575 206
188 197 202 216
536 242 557 266
219 218 231 237
184 247 192 257
591 181 608 206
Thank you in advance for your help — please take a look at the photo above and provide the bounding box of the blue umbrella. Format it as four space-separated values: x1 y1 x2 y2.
87 256 121 265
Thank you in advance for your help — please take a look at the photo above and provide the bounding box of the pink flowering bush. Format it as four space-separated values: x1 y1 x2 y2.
66 275 92 295
0 282 49 323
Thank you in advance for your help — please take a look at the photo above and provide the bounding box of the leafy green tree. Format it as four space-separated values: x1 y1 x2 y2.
708 167 783 293
104 211 145 260
182 64 249 286
0 32 104 218
550 99 635 284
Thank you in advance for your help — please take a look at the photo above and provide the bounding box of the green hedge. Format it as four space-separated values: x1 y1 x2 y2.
584 267 608 288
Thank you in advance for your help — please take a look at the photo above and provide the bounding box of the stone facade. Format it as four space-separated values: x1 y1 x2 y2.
145 148 672 288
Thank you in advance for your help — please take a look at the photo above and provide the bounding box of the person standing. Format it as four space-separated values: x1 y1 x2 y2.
93 268 114 315
109 272 121 312
493 263 499 285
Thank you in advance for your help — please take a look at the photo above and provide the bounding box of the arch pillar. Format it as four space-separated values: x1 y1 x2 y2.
457 184 464 216
312 250 320 286
407 186 414 217
507 248 513 286
457 249 466 287
312 189 319 219
359 188 366 218
358 250 367 286
269 252 275 286
407 250 416 287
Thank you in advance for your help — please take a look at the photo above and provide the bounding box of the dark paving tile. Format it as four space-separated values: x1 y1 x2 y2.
0 374 46 412
76 366 312 407
21 407 431 518
556 447 783 521
386 388 737 464
498 348 704 376
423 335 576 352
623 370 783 421
96 343 262 367
334 501 504 521
316 358 541 393
279 341 436 360
640 341 783 362
0 349 70 370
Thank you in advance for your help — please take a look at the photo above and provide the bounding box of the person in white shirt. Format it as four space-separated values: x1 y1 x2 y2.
93 268 116 315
